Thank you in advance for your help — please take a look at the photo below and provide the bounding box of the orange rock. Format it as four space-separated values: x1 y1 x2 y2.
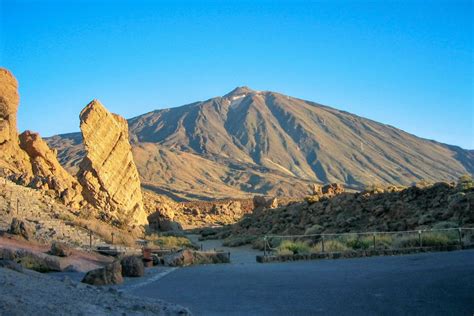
0 68 33 177
19 130 83 207
78 100 147 226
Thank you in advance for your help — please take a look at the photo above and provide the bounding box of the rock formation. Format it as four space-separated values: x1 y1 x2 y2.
321 183 344 196
77 100 147 226
253 196 278 210
0 69 32 178
19 130 83 207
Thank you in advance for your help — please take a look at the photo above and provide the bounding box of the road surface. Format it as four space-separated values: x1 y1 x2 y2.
128 247 474 315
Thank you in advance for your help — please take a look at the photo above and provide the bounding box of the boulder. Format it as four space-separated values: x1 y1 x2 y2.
120 256 144 277
81 261 123 285
10 249 61 272
163 249 195 267
19 130 83 207
210 201 242 216
8 218 33 240
77 100 147 226
148 210 183 232
50 241 72 257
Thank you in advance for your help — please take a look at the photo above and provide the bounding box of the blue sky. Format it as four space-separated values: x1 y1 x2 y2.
1 0 473 148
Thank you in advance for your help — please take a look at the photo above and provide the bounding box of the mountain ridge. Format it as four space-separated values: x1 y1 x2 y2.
47 87 474 201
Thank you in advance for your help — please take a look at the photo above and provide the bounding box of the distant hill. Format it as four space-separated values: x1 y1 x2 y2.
47 86 473 201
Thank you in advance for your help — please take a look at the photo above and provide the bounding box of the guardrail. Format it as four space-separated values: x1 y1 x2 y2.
262 227 474 257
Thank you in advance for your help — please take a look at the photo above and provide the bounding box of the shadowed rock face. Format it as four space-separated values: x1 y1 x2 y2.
19 130 83 207
0 69 32 176
78 100 147 226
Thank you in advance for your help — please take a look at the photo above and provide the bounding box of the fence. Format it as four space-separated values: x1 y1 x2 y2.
262 227 474 257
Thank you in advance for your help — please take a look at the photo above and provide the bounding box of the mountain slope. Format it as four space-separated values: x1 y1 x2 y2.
47 87 473 200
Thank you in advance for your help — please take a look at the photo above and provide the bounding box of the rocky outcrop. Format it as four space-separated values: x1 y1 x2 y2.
0 248 61 272
77 100 147 226
0 69 32 178
253 196 278 209
222 181 474 244
322 183 344 196
19 130 83 207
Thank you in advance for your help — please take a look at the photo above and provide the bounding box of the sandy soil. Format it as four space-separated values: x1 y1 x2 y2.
0 234 112 272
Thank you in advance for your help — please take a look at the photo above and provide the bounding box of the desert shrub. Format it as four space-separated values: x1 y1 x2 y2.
304 195 320 205
72 218 137 247
338 235 372 250
311 239 348 252
304 224 323 235
277 248 293 256
200 227 219 238
457 174 474 191
277 240 310 255
373 234 393 249
422 232 458 247
393 232 457 248
432 221 459 229
56 211 76 222
145 234 196 250
413 179 432 188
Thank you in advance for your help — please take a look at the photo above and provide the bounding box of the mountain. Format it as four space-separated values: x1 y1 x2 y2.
47 86 473 201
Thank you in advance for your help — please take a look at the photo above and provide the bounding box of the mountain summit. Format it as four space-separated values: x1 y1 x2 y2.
47 88 473 201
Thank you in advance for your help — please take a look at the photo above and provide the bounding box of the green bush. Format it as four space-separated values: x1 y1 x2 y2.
338 235 372 250
304 224 323 235
277 240 310 255
311 239 348 252
393 232 457 248
145 234 196 249
304 195 320 204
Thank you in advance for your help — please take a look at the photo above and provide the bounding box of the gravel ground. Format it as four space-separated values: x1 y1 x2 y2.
0 267 191 315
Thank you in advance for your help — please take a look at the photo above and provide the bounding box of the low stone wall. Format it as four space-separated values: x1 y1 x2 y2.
256 245 473 263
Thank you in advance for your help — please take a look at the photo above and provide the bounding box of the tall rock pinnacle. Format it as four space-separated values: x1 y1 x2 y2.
78 99 147 226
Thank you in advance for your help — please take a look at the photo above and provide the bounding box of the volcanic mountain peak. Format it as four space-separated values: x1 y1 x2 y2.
224 86 255 96
47 87 473 201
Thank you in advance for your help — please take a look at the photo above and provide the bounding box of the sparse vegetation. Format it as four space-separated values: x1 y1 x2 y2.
393 232 458 249
272 230 459 257
71 218 138 247
277 240 311 255
304 195 320 205
311 240 349 252
145 233 197 250
457 174 474 191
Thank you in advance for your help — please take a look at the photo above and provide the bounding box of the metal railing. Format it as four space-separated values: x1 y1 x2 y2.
262 227 474 256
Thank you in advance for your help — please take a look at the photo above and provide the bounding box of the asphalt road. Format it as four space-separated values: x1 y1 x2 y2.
130 249 474 316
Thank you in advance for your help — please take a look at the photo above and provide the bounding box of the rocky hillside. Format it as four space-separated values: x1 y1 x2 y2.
48 87 473 201
213 180 474 247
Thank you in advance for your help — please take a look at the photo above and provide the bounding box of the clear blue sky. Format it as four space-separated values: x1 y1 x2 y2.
1 0 473 148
